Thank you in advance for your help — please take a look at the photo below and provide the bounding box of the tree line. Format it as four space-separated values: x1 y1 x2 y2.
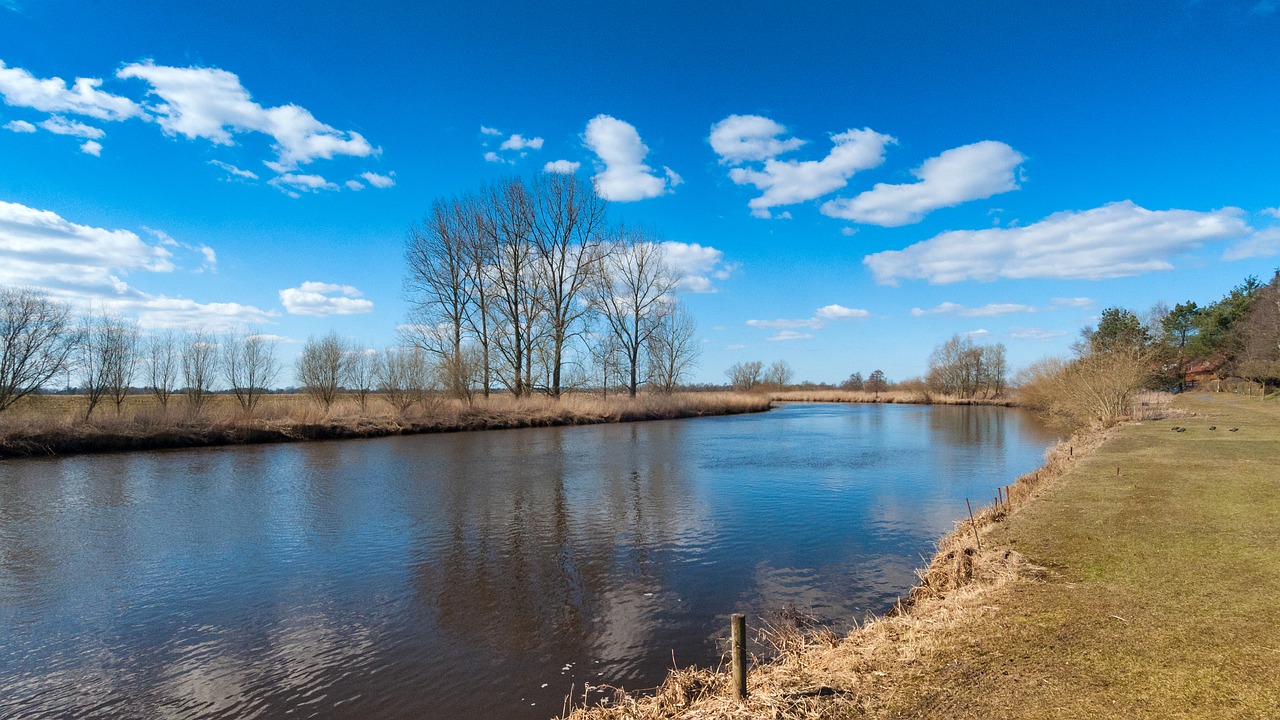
404 173 699 401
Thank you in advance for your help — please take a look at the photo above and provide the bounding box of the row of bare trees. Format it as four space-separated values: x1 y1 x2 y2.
925 334 1008 398
405 174 699 400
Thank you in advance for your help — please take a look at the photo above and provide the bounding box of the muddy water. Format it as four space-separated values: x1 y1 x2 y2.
0 403 1055 719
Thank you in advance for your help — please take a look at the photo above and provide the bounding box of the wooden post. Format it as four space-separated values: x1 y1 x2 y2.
731 613 747 700
965 498 981 552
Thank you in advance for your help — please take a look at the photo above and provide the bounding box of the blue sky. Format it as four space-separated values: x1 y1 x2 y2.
2 0 1279 385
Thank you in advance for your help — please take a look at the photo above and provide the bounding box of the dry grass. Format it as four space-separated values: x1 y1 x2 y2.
564 392 1280 719
770 389 1016 406
0 392 772 458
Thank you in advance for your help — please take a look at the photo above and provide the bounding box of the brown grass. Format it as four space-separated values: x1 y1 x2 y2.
0 392 772 458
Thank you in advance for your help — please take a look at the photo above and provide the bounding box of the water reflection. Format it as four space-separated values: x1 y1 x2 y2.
0 404 1055 719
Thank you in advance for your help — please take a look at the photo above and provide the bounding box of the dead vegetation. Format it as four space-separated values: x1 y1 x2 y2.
561 423 1105 720
0 392 772 458
769 389 1015 406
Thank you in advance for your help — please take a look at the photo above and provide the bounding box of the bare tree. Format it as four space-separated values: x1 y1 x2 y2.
222 329 280 413
405 196 475 398
297 332 350 411
377 346 432 413
866 369 889 398
79 312 138 419
181 330 220 416
647 301 699 394
726 360 764 391
841 371 864 391
482 178 547 396
589 331 626 398
344 347 380 412
531 172 607 397
147 330 180 410
0 286 79 413
591 230 677 397
763 359 794 389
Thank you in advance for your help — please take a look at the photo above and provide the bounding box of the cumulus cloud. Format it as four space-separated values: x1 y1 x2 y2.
0 60 142 120
815 304 870 319
910 301 1036 317
584 114 679 201
483 150 510 164
279 281 374 316
39 115 104 138
544 159 580 174
725 126 895 218
660 241 734 292
116 61 375 171
480 125 503 136
499 133 543 151
208 159 259 181
345 180 364 191
3 118 35 132
0 199 268 329
821 141 1025 226
864 201 1251 285
79 140 102 156
708 114 807 164
268 173 339 197
766 330 813 342
360 170 395 188
1223 227 1280 260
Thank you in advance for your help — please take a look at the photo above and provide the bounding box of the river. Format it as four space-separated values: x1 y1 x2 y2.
0 403 1055 719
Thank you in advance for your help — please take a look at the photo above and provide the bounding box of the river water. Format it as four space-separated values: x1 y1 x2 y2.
0 403 1055 719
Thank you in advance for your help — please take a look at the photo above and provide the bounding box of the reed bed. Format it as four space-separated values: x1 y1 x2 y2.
0 392 772 459
561 423 1105 720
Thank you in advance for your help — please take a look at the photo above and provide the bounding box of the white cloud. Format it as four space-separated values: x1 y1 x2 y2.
815 304 870 319
965 328 990 337
499 133 543 151
544 159 580 174
660 241 733 292
726 127 895 218
279 281 374 316
360 170 395 188
144 227 217 273
746 318 824 330
1262 207 1280 219
484 150 510 164
268 173 339 196
345 179 364 191
841 226 858 237
1009 327 1068 341
708 114 806 164
583 114 678 201
208 159 259 181
79 140 102 156
864 201 1251 285
0 199 268 330
39 115 104 138
116 61 374 171
724 343 748 350
767 330 813 342
3 118 36 132
821 141 1025 226
480 125 502 136
1049 297 1094 309
0 60 142 121
1223 227 1280 260
910 301 1036 317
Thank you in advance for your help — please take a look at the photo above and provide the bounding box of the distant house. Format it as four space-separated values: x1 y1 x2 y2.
1184 361 1219 389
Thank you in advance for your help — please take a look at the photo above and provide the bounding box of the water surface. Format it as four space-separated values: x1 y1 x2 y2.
0 403 1055 719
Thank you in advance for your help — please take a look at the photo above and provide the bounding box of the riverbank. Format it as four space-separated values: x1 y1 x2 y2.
0 392 772 459
564 393 1279 719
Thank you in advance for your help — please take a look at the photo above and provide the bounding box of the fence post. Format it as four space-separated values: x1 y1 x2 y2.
731 613 747 700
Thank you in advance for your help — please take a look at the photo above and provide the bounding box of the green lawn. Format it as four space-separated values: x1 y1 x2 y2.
881 393 1280 718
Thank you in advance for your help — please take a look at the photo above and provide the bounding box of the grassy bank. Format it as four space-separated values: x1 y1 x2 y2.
770 389 1016 406
564 393 1279 719
0 392 772 459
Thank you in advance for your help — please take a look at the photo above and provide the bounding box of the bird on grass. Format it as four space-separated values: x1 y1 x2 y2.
1229 427 1239 432
1209 426 1217 430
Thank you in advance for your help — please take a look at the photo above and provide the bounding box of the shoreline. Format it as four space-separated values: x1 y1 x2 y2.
0 393 773 460
562 404 1105 719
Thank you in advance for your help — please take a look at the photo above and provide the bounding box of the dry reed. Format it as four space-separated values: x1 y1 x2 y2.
0 392 772 459
769 389 1015 406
